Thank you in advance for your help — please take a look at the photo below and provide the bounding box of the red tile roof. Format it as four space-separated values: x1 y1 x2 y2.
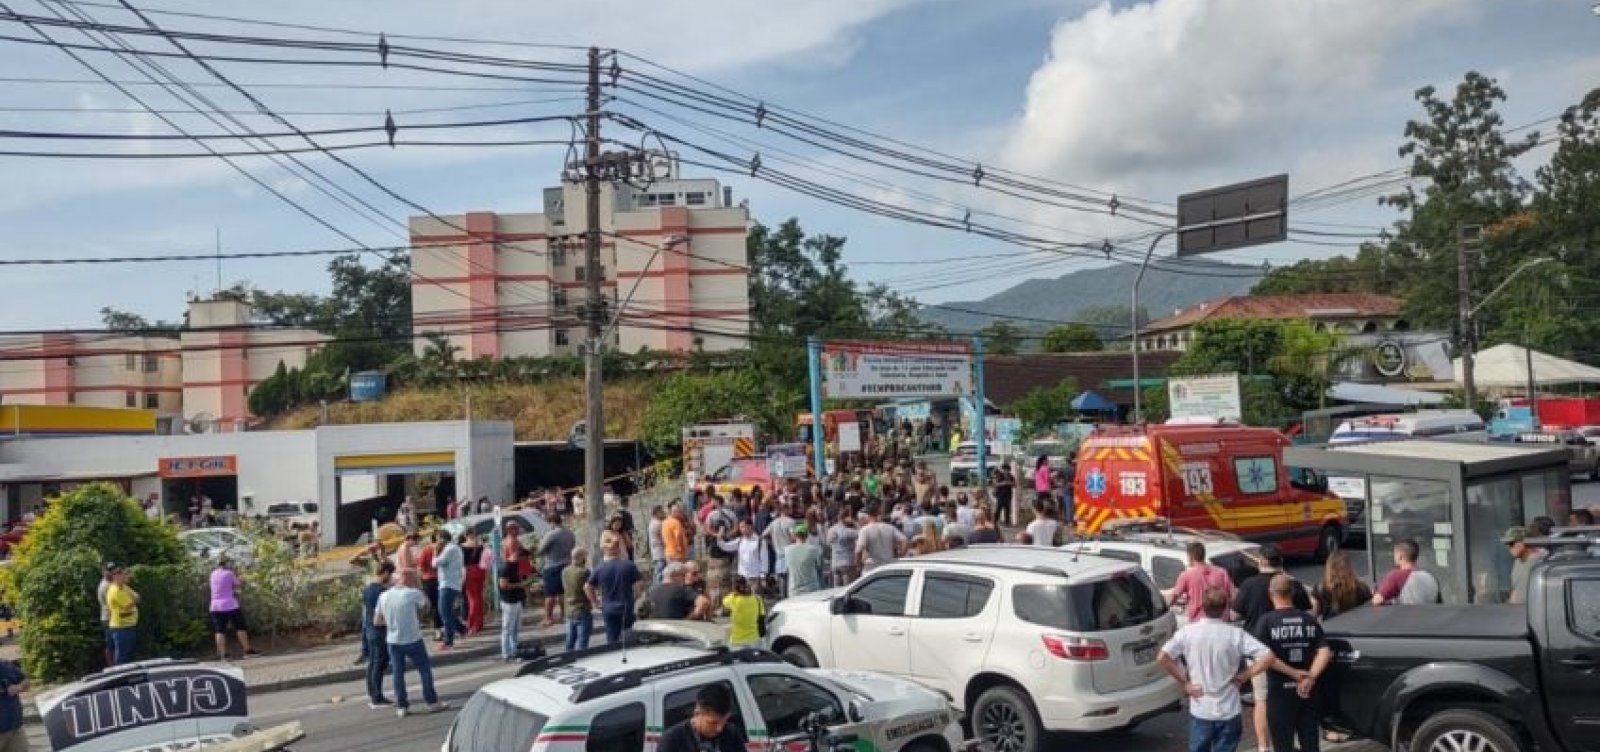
1142 294 1402 332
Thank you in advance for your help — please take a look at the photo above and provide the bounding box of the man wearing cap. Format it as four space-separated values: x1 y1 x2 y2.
785 523 825 597
1504 527 1538 604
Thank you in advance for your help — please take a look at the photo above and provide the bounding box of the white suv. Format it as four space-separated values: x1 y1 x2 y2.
766 545 1183 752
443 635 965 752
1067 533 1261 624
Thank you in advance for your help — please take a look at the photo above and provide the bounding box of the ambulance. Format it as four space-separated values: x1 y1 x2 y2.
1073 421 1348 560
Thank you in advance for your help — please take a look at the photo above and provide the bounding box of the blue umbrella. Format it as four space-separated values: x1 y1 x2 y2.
1070 390 1118 413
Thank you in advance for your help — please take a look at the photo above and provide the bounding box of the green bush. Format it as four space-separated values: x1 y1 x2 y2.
130 562 209 660
235 528 362 644
0 483 191 682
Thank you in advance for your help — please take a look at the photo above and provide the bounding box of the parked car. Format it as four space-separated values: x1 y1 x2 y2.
178 527 259 567
1513 426 1600 481
261 500 318 534
443 637 965 752
766 545 1182 752
1322 537 1600 752
948 442 996 487
707 456 776 499
1066 522 1260 624
443 508 553 545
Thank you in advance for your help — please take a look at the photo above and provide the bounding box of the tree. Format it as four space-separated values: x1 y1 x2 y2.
99 306 178 333
641 371 783 455
1161 319 1355 426
0 484 198 681
1041 323 1103 353
978 320 1025 355
1009 377 1078 440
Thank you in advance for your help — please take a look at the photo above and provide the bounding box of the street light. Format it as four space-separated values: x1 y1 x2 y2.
1466 257 1555 430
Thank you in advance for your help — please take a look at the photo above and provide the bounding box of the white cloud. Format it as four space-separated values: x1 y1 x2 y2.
1001 0 1477 190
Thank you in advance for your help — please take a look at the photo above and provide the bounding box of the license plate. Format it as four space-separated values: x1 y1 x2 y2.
1133 643 1156 665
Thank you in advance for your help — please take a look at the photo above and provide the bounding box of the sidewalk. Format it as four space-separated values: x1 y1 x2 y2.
14 613 569 722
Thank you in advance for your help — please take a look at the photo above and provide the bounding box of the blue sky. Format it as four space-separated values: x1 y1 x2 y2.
1 0 1597 330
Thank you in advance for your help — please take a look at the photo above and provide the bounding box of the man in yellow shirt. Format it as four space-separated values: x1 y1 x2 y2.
105 565 140 665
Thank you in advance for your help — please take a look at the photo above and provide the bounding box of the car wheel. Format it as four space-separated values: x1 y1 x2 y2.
779 643 817 668
1315 523 1342 562
973 685 1042 752
1412 709 1522 752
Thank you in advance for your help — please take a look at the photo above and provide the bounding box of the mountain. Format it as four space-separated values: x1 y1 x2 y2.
918 260 1263 339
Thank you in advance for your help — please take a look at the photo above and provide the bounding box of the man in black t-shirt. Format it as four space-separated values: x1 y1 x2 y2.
657 683 747 752
1232 544 1313 750
497 548 527 662
1251 574 1331 752
647 562 710 620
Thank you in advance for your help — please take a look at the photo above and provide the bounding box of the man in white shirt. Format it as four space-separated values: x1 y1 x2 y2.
1157 587 1276 752
374 569 449 718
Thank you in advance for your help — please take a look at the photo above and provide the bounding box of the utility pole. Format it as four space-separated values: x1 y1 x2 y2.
1457 223 1477 414
583 46 606 560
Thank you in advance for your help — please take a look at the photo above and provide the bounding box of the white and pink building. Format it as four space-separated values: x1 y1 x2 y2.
409 171 751 359
0 299 327 430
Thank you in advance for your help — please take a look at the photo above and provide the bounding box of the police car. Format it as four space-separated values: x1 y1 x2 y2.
442 635 965 752
35 659 303 752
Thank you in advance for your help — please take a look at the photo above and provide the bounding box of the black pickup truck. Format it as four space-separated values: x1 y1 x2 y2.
1321 552 1600 752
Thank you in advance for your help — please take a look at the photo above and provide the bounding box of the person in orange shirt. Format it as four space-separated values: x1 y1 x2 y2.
661 501 690 564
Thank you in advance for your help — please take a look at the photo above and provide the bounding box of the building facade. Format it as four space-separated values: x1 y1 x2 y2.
409 171 750 359
0 299 326 429
1136 293 1407 353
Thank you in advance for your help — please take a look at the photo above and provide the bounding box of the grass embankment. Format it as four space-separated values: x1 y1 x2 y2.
272 376 659 441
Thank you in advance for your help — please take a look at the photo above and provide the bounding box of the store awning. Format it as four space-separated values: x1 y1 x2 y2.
0 467 157 483
333 451 455 476
1071 390 1119 413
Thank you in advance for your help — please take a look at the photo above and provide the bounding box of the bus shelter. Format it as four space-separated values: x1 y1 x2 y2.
1284 440 1571 605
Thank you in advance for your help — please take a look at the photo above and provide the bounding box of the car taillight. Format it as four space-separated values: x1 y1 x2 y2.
1041 634 1109 661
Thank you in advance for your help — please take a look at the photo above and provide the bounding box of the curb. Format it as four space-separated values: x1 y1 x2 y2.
247 632 567 695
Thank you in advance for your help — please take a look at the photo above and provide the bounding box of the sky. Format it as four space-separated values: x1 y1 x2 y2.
1 0 1597 330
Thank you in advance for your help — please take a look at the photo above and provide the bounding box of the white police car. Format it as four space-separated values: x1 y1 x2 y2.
442 634 966 752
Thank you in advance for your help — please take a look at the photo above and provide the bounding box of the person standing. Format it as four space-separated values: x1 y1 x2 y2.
856 503 906 573
1025 502 1062 547
537 513 576 627
105 565 139 666
647 505 668 584
1157 588 1276 752
585 532 642 645
362 561 395 708
1504 527 1537 604
460 531 487 636
374 569 447 718
97 563 115 668
1033 455 1053 506
208 556 258 661
498 546 527 662
1232 544 1310 752
992 463 1015 528
434 532 465 649
716 519 768 589
1310 550 1371 620
1371 539 1440 606
764 504 796 599
1166 542 1237 623
721 576 765 649
1251 575 1332 752
785 524 825 597
662 502 691 565
826 513 860 587
417 537 440 633
562 549 594 651
0 658 29 752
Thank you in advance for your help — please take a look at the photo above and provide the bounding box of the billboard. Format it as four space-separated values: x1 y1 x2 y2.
1167 373 1242 421
1176 174 1288 257
820 340 973 399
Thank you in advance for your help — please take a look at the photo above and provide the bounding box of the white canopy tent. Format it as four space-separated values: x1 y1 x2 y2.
1327 381 1449 405
1453 343 1600 387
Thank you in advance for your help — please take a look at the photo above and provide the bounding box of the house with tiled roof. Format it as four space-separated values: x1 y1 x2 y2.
1135 293 1407 353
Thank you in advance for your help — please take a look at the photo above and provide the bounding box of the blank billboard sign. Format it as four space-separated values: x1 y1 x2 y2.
1176 174 1288 256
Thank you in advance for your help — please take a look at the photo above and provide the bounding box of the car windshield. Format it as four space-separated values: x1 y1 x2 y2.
1012 571 1164 632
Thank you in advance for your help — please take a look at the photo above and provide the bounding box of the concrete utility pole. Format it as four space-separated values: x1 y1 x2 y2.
583 46 606 560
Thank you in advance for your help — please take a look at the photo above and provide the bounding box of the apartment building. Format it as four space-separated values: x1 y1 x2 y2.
0 298 326 430
409 169 751 359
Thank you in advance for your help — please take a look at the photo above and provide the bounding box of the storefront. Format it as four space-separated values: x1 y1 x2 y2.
158 454 239 523
1285 440 1570 605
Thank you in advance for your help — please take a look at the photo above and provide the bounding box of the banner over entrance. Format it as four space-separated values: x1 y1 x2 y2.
819 340 973 399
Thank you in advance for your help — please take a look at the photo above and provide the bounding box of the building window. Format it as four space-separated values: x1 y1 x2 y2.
144 393 160 410
67 392 76 404
125 391 137 408
125 353 138 371
143 354 158 373
555 329 570 347
657 193 677 206
575 266 585 281
551 246 566 266
553 288 569 310
685 192 707 206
